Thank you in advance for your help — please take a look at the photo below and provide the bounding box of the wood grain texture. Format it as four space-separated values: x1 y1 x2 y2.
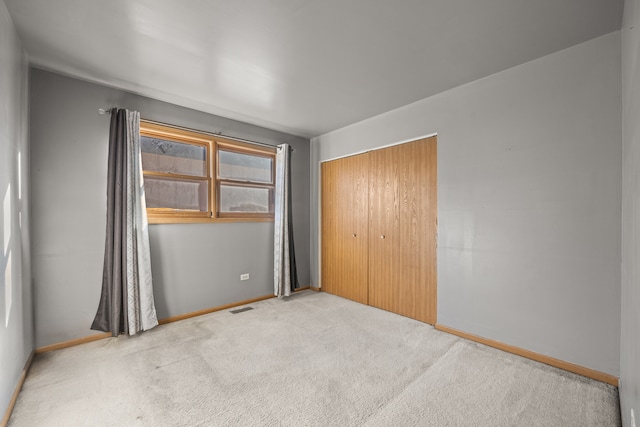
397 137 437 324
322 137 438 324
368 144 402 314
321 153 369 304
435 324 619 386
368 137 437 324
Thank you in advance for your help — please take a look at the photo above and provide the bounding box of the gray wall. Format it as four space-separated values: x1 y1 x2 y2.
30 69 310 348
0 0 33 418
311 32 621 376
621 0 640 424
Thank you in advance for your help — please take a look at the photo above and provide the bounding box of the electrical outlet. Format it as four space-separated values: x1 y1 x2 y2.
240 273 250 281
631 408 636 427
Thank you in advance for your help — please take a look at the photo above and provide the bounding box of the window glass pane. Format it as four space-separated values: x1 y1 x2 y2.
219 185 270 213
218 150 272 183
141 136 207 177
144 176 208 212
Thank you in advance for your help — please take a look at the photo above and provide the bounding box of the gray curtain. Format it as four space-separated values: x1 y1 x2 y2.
91 109 158 336
274 144 299 297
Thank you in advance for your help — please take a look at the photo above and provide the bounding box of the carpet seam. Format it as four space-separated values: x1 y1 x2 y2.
362 337 463 425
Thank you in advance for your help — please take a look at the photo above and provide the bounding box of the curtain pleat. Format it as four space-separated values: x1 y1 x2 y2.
92 109 158 336
274 144 299 297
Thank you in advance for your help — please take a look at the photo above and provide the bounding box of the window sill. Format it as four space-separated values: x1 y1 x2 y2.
147 215 274 224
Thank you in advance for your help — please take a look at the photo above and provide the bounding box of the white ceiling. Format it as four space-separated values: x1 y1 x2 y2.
6 0 623 138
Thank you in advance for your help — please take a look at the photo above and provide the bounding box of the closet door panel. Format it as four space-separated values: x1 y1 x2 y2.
368 145 401 313
397 136 437 324
321 153 369 304
321 160 338 296
343 152 369 304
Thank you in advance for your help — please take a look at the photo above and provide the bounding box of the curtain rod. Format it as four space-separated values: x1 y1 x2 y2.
98 107 293 152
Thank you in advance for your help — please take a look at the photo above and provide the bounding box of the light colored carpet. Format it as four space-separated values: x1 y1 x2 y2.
9 291 620 426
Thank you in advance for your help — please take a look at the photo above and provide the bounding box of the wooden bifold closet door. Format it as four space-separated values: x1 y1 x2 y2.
368 144 402 315
321 136 437 324
321 152 369 304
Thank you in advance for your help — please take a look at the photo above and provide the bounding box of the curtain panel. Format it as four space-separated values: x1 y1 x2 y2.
91 109 158 336
274 144 299 297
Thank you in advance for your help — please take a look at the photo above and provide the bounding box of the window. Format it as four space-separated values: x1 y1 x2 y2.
140 121 276 223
